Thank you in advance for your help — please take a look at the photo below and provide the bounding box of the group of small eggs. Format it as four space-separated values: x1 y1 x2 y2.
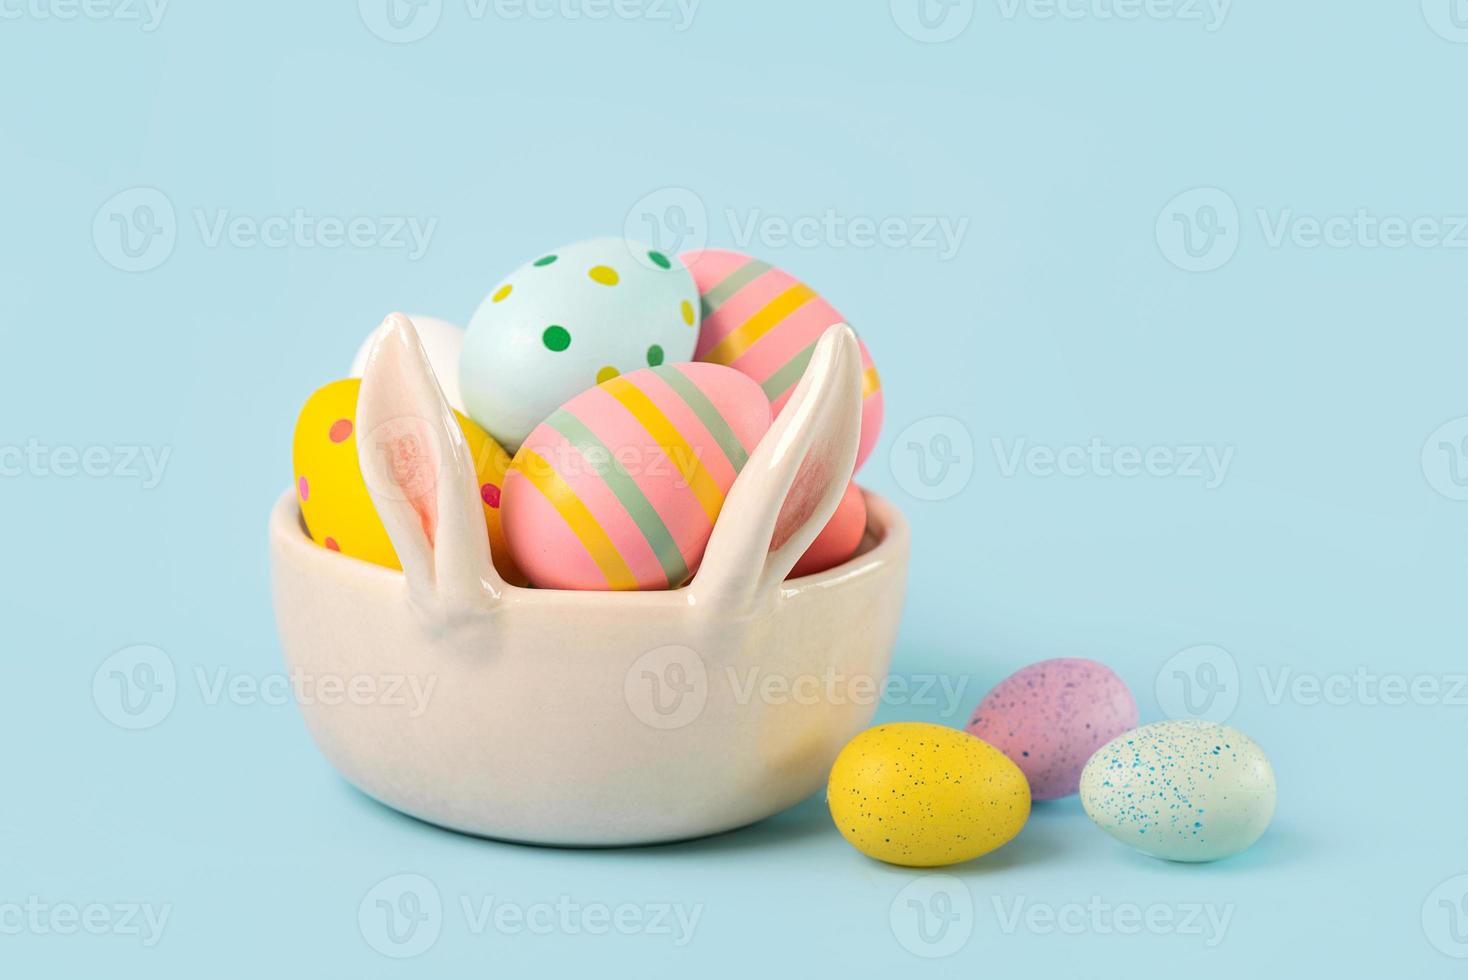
292 238 884 590
827 658 1277 867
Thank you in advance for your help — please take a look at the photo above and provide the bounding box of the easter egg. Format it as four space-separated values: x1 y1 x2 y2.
292 378 525 585
460 239 701 450
502 363 770 591
1080 720 1276 862
681 249 883 472
827 723 1031 867
966 658 1138 800
788 481 867 579
350 314 466 412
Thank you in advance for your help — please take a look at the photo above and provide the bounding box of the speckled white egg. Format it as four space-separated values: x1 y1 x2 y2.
349 314 465 411
459 239 701 450
1080 720 1276 863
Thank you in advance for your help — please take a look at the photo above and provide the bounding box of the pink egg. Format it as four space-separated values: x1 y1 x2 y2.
965 658 1138 800
681 249 883 472
502 363 771 591
788 481 867 579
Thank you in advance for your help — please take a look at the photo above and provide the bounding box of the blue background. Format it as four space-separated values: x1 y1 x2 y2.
3 1 1466 975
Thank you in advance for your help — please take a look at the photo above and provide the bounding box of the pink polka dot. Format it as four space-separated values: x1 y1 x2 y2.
480 482 501 508
324 537 340 552
298 476 309 501
329 419 354 443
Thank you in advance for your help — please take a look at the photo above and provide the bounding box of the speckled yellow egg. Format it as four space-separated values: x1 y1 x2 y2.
827 722 1031 867
292 378 525 585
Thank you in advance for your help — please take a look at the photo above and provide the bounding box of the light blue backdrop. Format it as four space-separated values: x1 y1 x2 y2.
3 1 1466 976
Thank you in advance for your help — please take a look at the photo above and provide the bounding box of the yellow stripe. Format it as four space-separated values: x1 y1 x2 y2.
603 377 724 525
513 448 638 590
703 284 815 365
862 366 882 399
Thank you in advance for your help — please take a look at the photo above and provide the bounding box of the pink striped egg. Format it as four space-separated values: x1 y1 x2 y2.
681 249 883 472
502 363 771 591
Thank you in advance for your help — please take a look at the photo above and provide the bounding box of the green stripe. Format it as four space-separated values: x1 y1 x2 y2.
760 339 819 402
544 411 689 588
699 259 772 318
657 366 750 473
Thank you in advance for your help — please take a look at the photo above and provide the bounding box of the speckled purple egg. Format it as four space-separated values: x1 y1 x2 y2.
965 658 1138 800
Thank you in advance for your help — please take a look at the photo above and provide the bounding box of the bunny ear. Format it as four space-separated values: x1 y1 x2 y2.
356 313 502 614
692 323 865 613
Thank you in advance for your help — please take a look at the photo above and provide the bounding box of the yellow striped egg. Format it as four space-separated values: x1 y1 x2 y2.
501 363 771 591
682 249 883 471
292 378 525 585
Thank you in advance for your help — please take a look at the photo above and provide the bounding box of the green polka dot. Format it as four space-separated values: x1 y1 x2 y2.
542 325 571 352
646 344 664 367
648 251 671 269
533 255 557 267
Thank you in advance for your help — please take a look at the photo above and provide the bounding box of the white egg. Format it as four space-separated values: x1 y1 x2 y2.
458 238 700 450
1080 720 1276 863
351 314 465 412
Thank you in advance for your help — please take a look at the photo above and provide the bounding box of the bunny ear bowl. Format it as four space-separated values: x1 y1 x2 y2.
268 314 910 846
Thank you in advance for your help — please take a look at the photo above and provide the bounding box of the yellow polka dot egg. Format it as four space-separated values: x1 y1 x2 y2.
292 378 525 585
459 238 702 451
827 722 1031 867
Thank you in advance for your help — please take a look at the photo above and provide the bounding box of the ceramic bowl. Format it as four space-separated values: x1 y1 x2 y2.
269 316 909 846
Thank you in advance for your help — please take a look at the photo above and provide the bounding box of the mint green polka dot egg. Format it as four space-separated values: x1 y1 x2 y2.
460 238 701 450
